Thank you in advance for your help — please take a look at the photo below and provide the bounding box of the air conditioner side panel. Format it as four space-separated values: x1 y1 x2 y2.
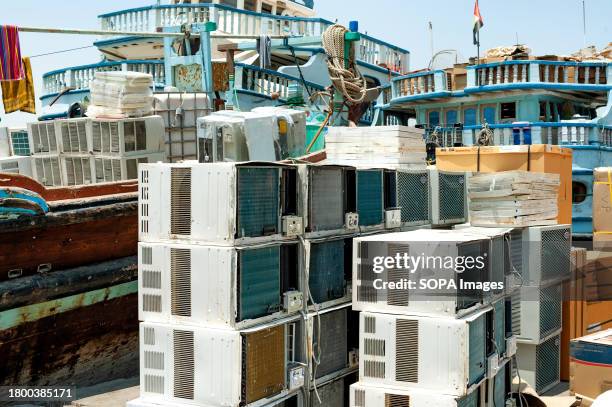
191 165 236 243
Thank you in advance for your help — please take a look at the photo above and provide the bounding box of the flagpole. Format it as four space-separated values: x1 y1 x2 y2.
477 29 480 85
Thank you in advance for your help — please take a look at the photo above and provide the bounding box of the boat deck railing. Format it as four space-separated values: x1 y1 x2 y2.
439 121 612 147
42 60 165 97
234 62 324 100
97 4 409 69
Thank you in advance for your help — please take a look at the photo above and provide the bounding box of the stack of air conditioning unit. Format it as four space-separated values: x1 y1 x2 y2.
511 225 571 395
129 161 308 407
350 228 518 407
27 117 166 186
296 164 362 405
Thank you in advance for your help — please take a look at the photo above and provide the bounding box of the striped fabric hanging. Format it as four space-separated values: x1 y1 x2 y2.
0 25 24 81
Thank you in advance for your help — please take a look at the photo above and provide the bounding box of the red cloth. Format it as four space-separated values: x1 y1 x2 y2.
0 25 24 81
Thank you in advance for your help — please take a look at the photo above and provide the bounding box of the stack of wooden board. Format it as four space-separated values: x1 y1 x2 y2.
324 125 426 169
468 171 560 226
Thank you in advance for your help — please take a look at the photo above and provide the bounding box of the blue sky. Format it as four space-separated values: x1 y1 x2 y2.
1 0 610 127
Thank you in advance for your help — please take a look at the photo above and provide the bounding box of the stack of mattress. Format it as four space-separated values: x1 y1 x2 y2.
86 71 153 118
468 170 560 226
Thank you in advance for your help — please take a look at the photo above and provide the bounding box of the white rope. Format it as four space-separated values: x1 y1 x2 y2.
322 24 367 105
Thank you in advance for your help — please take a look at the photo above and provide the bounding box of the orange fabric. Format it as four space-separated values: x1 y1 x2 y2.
1 56 35 114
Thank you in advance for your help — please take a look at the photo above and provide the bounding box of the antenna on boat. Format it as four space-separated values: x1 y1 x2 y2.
428 21 434 62
582 0 587 47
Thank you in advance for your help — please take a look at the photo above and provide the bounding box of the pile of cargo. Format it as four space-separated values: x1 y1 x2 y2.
325 125 426 169
468 171 560 226
86 71 154 118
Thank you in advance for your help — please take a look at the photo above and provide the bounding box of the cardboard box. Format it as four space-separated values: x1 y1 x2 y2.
594 168 612 250
585 250 612 303
436 145 573 224
569 329 612 402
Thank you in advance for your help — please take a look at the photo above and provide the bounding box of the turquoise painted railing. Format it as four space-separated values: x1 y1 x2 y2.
97 4 409 69
391 70 448 100
467 60 611 88
458 121 612 146
234 62 324 100
42 60 165 96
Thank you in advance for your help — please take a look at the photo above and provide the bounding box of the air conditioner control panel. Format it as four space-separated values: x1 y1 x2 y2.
283 290 303 313
282 216 304 237
385 208 402 229
345 212 359 230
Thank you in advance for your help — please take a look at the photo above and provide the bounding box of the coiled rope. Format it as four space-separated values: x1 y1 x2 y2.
477 121 494 146
322 24 367 105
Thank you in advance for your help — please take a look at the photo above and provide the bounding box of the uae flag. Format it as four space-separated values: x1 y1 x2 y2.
473 0 484 45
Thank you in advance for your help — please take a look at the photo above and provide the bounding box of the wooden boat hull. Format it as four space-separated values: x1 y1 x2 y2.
0 257 138 395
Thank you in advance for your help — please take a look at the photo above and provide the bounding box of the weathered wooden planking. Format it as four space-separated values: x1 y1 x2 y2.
0 173 138 201
0 201 137 281
0 256 137 311
0 290 138 393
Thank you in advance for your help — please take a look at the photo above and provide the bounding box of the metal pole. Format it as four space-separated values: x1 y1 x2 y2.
17 26 288 39
476 29 480 86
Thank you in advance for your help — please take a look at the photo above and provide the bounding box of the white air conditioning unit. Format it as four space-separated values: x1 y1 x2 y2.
139 162 301 244
511 282 562 345
197 111 278 162
60 155 94 185
138 241 300 328
90 116 165 156
358 309 489 396
31 155 63 186
454 226 515 301
139 320 302 407
55 118 92 153
429 168 468 225
297 164 358 237
0 156 32 177
252 107 306 159
93 153 165 183
391 169 430 228
352 229 489 318
491 297 516 360
521 225 571 285
27 121 58 154
1 127 30 156
515 334 561 395
350 381 483 407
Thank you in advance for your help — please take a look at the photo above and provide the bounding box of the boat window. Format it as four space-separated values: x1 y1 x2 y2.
482 106 496 124
500 102 516 121
445 110 458 126
244 0 257 11
219 0 238 7
464 107 477 126
428 111 440 127
572 181 588 204
261 2 273 14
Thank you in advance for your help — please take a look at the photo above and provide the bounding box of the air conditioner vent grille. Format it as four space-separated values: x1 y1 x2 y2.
143 294 162 313
142 270 162 289
143 327 155 345
364 338 386 356
397 171 428 223
357 285 378 303
385 394 410 407
242 326 285 403
438 172 465 221
357 170 384 227
511 291 521 336
540 228 570 281
308 239 346 304
535 335 560 394
363 360 386 378
144 374 164 394
539 284 562 339
309 167 344 231
144 351 164 370
171 248 191 317
170 167 192 236
354 389 366 407
395 319 418 383
364 316 376 334
141 246 152 265
173 330 195 400
314 309 348 379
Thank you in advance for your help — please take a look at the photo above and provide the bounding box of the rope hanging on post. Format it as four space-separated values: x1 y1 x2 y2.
322 24 367 105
